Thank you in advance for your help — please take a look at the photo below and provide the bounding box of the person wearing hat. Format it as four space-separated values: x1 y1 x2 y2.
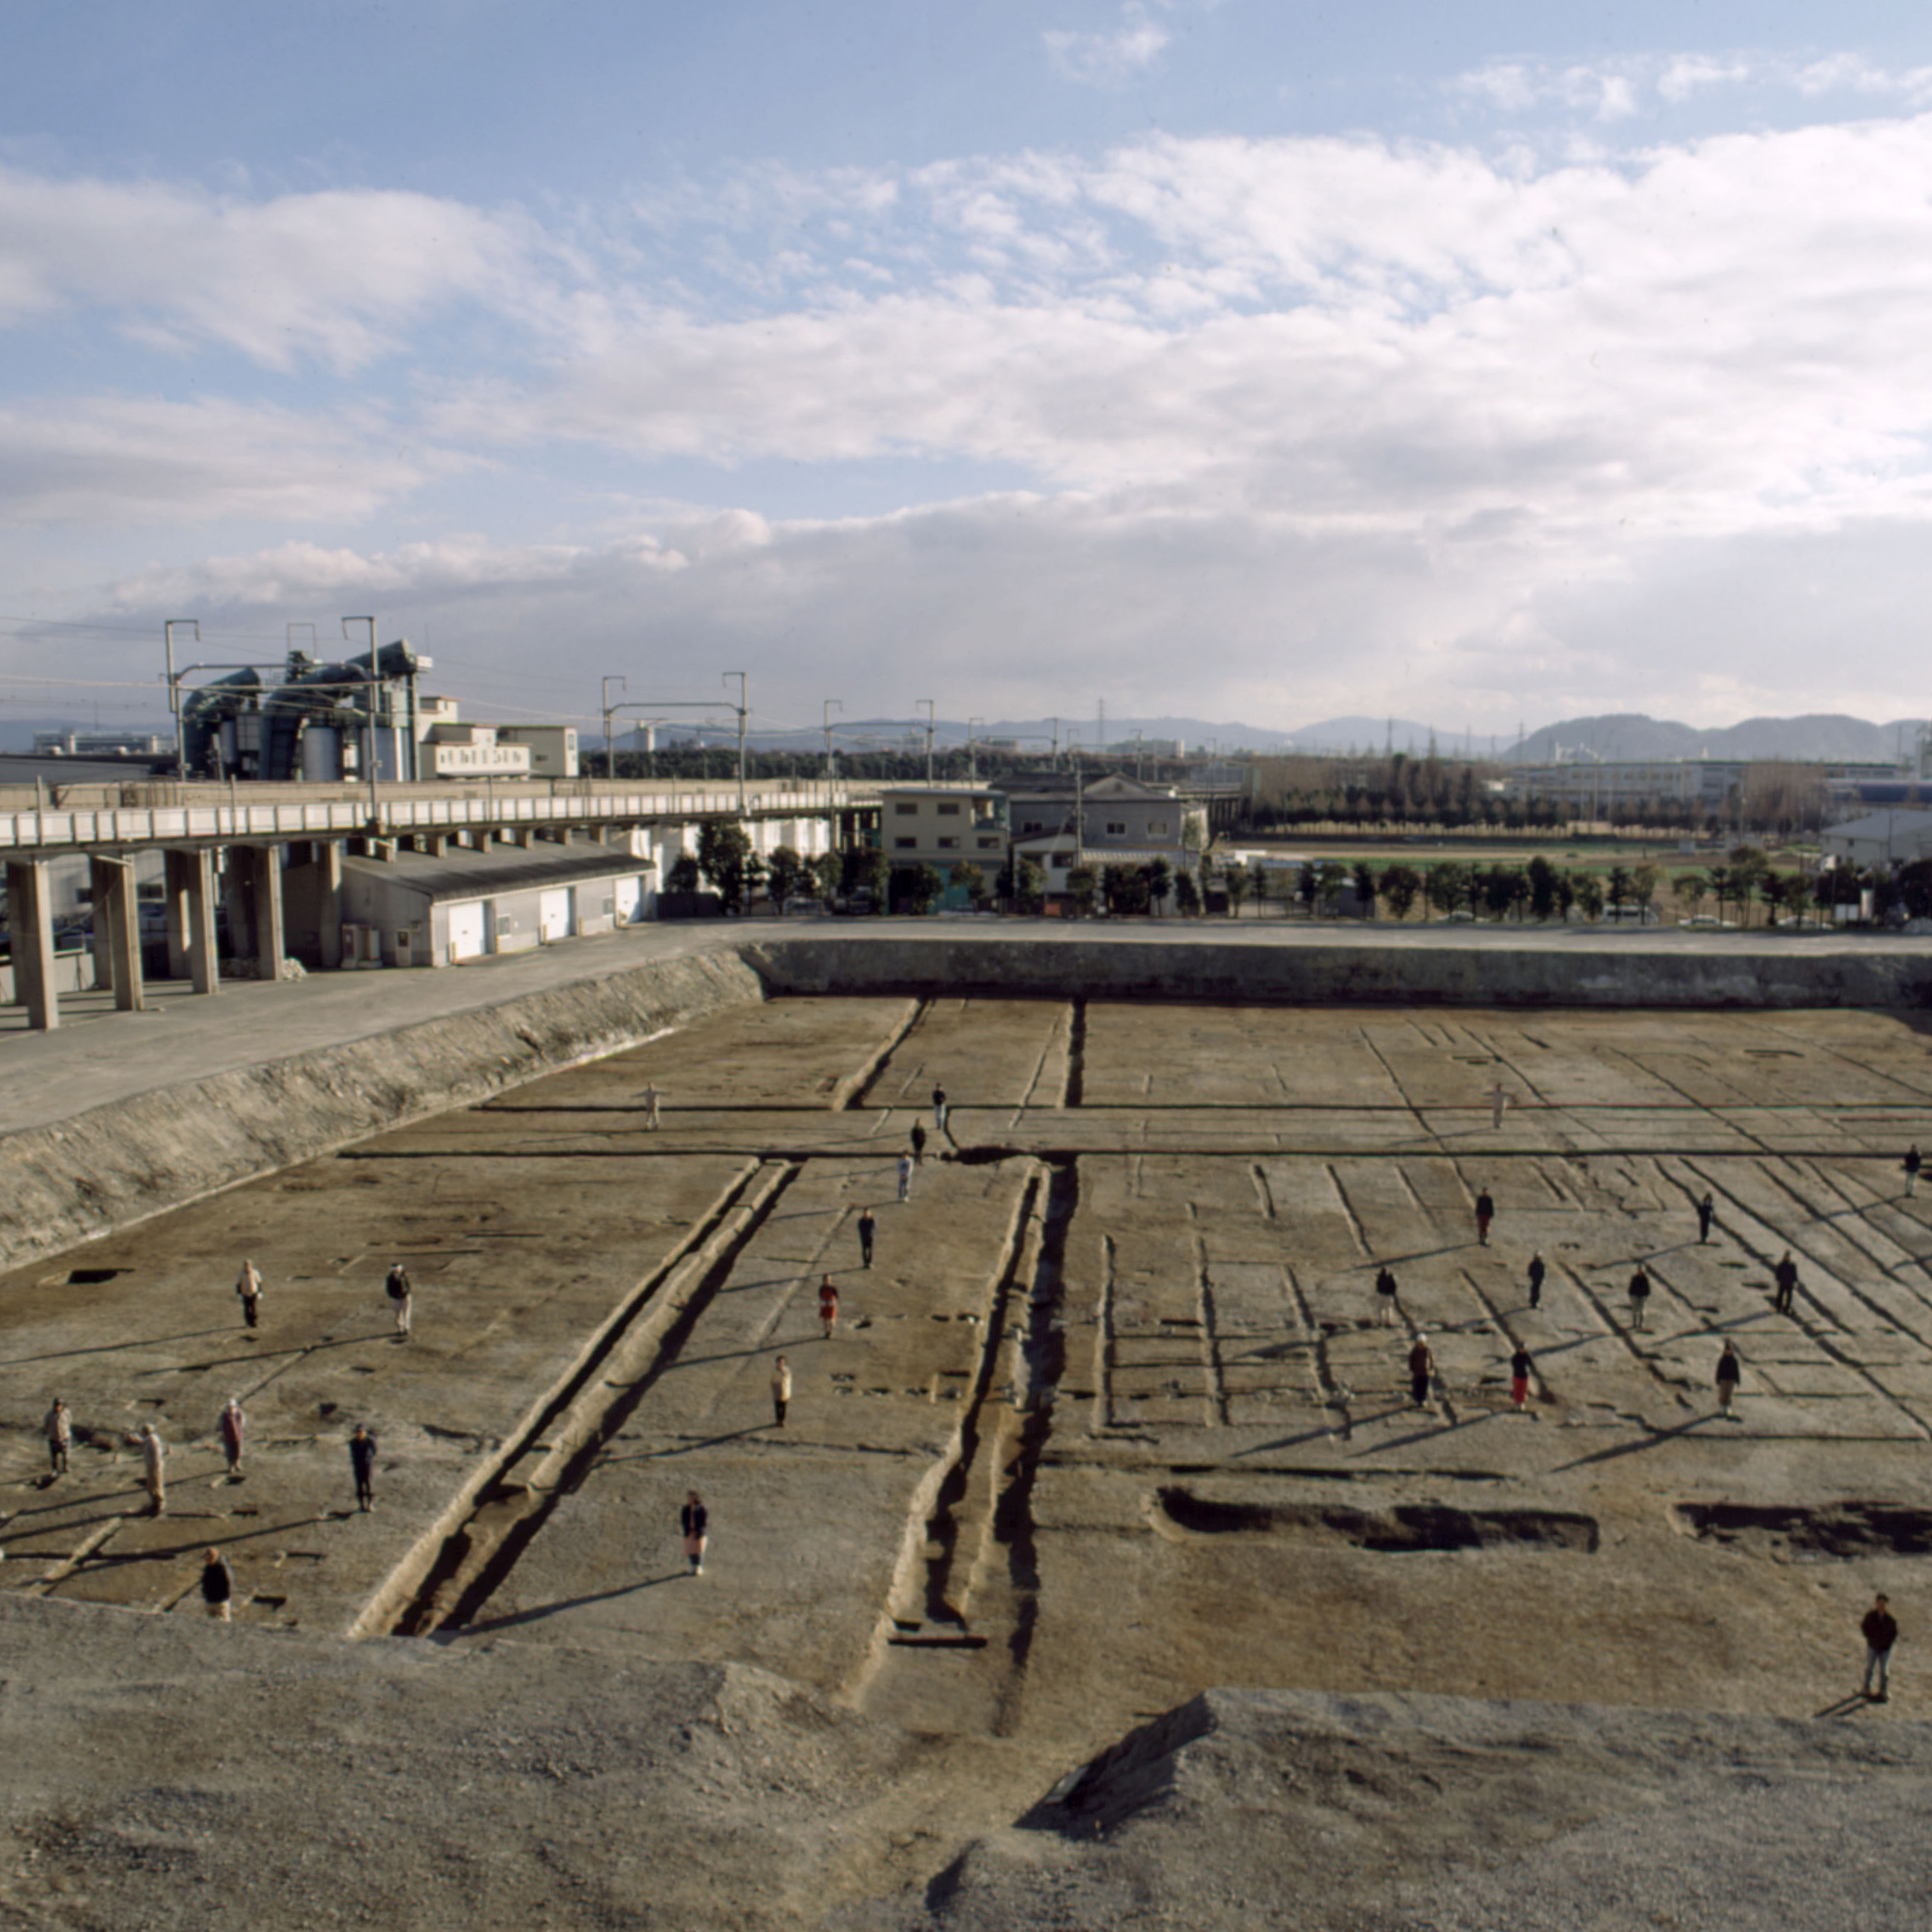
200 1547 234 1622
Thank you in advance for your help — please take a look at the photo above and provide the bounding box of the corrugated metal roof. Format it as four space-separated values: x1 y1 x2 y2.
341 841 650 906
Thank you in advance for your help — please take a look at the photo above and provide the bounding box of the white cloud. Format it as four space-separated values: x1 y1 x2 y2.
0 166 542 371
1044 8 1171 89
0 395 452 523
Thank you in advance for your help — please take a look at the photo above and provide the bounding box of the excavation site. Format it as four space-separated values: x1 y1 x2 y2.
6 936 1932 1928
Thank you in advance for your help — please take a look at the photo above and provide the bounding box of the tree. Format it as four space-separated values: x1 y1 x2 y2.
1572 873 1606 921
1555 872 1576 921
1677 871 1709 919
1144 857 1172 912
1526 855 1559 921
1705 864 1734 923
949 860 989 910
810 849 843 901
1299 860 1321 915
1894 859 1932 922
1101 862 1149 914
1249 864 1271 917
1631 863 1660 914
904 863 945 914
764 846 806 909
1222 863 1249 916
1607 866 1632 913
1066 865 1098 917
1424 861 1470 917
844 845 890 908
1481 865 1521 921
1352 860 1377 917
666 854 702 894
1380 863 1421 921
696 820 754 911
1012 855 1045 914
1173 870 1202 916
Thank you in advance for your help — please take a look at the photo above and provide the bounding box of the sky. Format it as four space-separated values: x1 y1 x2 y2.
4 1 1932 746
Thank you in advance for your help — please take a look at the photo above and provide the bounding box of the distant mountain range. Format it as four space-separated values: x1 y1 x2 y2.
1502 712 1921 765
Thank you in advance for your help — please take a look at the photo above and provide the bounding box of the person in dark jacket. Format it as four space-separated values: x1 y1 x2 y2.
1527 1252 1546 1309
1408 1336 1435 1408
43 1397 71 1476
909 1121 927 1166
681 1491 708 1575
1374 1265 1399 1326
1863 1593 1899 1701
385 1262 412 1338
1773 1251 1799 1316
1697 1194 1715 1244
1715 1340 1743 1418
1906 1145 1922 1198
1627 1266 1652 1332
1510 1346 1534 1411
857 1208 875 1269
201 1547 234 1623
1474 1188 1495 1246
350 1424 377 1511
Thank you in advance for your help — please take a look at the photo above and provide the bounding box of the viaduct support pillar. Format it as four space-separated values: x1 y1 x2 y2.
89 855 143 1011
6 858 59 1030
317 841 344 970
244 844 285 982
166 848 220 994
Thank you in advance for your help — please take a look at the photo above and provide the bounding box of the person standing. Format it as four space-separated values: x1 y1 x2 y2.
217 1396 246 1478
1773 1251 1800 1316
1408 1334 1435 1409
641 1081 661 1130
386 1261 412 1338
1489 1082 1509 1130
1906 1145 1922 1198
235 1258 263 1330
1474 1188 1495 1246
1527 1251 1547 1310
1697 1193 1716 1244
1715 1340 1743 1419
200 1547 234 1623
139 1422 166 1515
897 1154 914 1203
1627 1265 1652 1333
818 1276 839 1340
681 1491 708 1576
857 1208 876 1269
1863 1593 1899 1702
1374 1265 1399 1326
1510 1344 1533 1411
910 1121 927 1165
349 1424 377 1512
771 1356 792 1426
932 1084 948 1133
43 1397 71 1477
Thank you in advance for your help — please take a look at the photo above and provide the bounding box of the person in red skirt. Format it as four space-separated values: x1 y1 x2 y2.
818 1275 839 1339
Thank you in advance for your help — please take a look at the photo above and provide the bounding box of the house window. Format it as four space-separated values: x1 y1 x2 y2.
894 836 918 849
937 802 960 817
938 836 960 850
977 836 1001 850
894 802 917 815
1147 820 1169 836
1105 821 1127 836
1053 851 1074 868
1021 819 1046 832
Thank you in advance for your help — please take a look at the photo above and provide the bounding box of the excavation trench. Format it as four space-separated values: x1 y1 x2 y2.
383 1159 800 1637
1156 1489 1601 1554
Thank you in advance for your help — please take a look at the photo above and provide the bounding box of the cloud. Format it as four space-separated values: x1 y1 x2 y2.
0 166 543 371
1044 8 1171 88
0 394 453 523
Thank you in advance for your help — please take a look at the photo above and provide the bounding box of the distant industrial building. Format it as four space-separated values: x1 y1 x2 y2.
1508 757 1897 814
181 642 578 783
33 729 170 758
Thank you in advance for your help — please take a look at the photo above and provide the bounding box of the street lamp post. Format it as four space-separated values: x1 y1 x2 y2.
917 698 935 785
601 676 627 781
342 617 379 818
823 698 842 783
724 672 748 813
163 620 200 780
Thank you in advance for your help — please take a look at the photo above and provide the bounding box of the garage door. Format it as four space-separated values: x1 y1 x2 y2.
447 899 487 961
539 888 572 942
613 874 647 924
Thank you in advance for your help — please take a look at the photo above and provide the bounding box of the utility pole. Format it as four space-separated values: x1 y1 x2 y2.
343 617 379 813
163 619 199 780
823 698 842 783
724 671 748 812
917 698 935 785
1049 717 1060 770
967 717 984 785
601 676 627 781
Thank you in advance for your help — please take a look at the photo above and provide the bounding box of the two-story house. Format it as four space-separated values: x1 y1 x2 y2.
876 787 1010 908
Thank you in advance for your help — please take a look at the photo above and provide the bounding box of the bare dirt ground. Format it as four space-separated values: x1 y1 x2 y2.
6 994 1932 1928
